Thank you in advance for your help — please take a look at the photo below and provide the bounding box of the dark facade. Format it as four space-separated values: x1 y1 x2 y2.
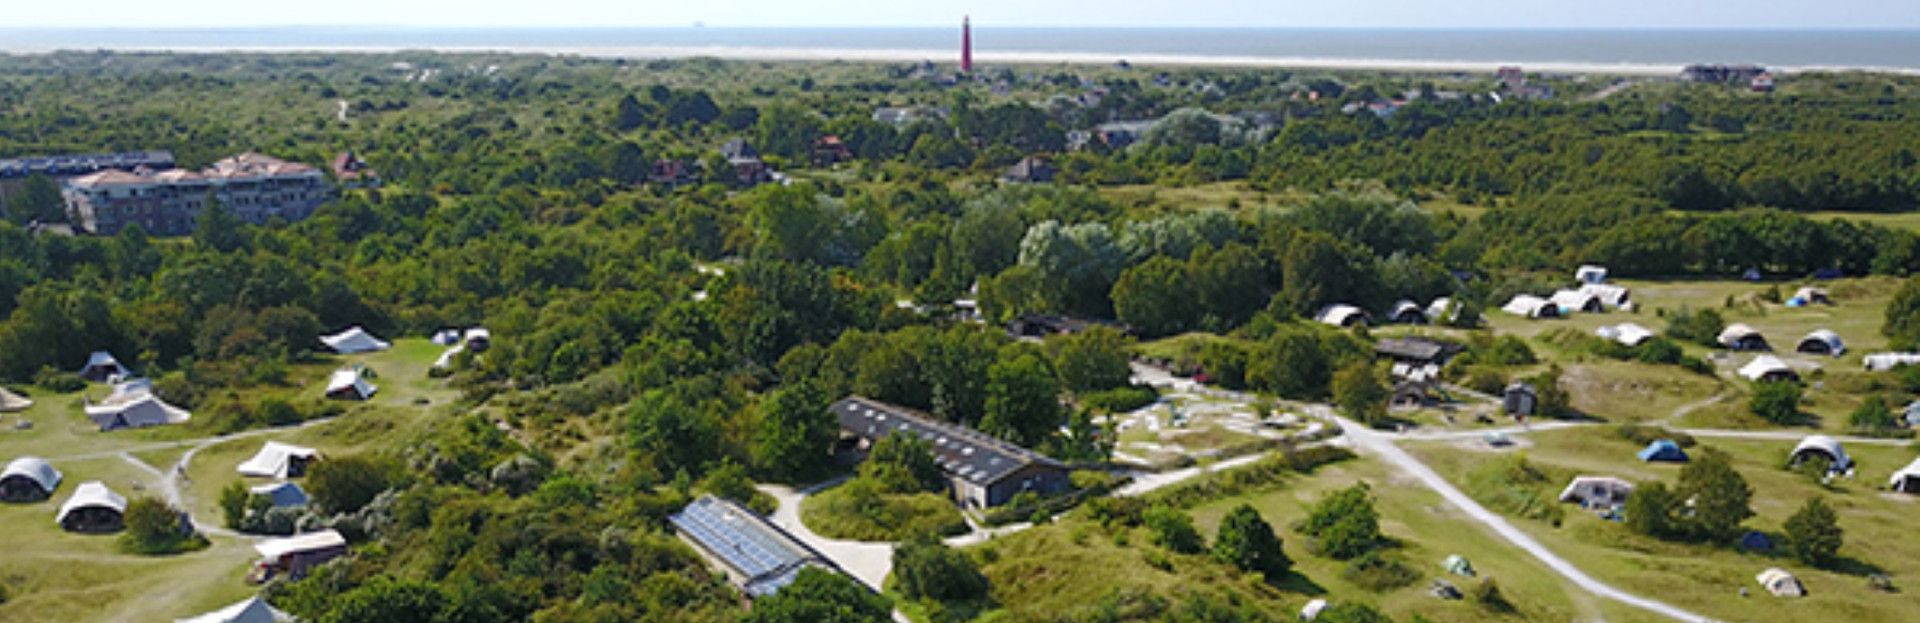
832 396 1070 508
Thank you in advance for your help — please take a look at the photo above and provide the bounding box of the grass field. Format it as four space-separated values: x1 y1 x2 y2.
0 338 461 622
1098 181 1296 213
1404 427 1920 623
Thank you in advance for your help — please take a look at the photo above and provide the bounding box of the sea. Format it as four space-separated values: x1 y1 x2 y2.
2 27 1917 74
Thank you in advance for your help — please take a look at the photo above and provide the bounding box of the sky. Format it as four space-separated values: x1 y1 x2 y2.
8 0 1920 30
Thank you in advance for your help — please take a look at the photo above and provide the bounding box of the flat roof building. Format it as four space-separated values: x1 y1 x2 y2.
63 152 329 235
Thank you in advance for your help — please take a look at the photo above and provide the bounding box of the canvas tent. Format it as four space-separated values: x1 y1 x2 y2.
1756 568 1806 598
1576 265 1607 284
431 329 462 345
1789 435 1852 472
0 456 61 502
1315 304 1370 328
1864 352 1920 372
77 351 131 382
1795 330 1845 357
319 326 390 354
56 480 126 533
249 481 309 508
1550 289 1605 314
85 379 191 431
1718 324 1770 351
1739 355 1800 383
1888 457 1920 494
1559 476 1633 508
175 596 293 623
254 529 348 581
0 386 31 412
237 442 319 479
1638 440 1689 462
1792 287 1831 306
1425 297 1460 324
1442 554 1475 577
463 328 492 352
1300 599 1328 621
1739 531 1775 552
1579 283 1632 309
1501 295 1560 319
1388 300 1427 324
1596 323 1655 347
324 369 377 401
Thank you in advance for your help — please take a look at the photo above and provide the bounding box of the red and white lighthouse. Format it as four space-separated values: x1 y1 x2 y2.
961 16 973 74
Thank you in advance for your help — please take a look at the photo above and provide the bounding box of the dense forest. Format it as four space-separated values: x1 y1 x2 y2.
3 51 1920 621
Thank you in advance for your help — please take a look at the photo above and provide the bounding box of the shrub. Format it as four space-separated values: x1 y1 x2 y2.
1848 396 1897 432
800 479 966 541
1784 497 1843 568
259 398 302 427
1464 453 1565 525
1080 385 1159 413
118 497 207 555
892 539 989 602
307 455 401 515
1663 305 1725 347
1472 577 1515 613
1749 381 1803 425
1212 504 1289 578
1142 505 1204 554
219 481 250 529
1341 550 1419 592
1625 481 1680 538
34 366 85 393
1301 483 1384 559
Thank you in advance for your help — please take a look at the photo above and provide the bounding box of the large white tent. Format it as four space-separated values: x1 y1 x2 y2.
1501 295 1560 319
1596 323 1655 347
1863 352 1920 372
319 326 390 354
1718 324 1770 350
0 386 31 412
1889 457 1920 494
56 481 127 532
1789 435 1852 472
1550 289 1604 314
78 351 131 382
0 456 62 501
175 596 293 623
1738 355 1800 383
237 442 320 479
1315 304 1369 328
84 379 191 431
324 369 377 401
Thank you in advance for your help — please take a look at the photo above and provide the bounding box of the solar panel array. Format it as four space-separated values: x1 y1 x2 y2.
670 496 815 584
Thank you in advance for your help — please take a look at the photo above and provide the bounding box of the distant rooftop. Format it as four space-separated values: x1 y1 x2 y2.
833 396 1063 488
0 150 174 180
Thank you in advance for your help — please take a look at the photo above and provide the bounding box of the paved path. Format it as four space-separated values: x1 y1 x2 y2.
756 483 898 591
1319 406 1718 623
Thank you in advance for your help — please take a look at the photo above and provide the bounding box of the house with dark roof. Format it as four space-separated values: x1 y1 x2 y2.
669 495 850 598
1374 337 1462 367
812 136 853 166
832 396 1070 509
1003 157 1055 184
330 151 379 188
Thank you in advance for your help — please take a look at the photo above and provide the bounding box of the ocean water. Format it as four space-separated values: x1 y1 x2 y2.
2 27 1917 71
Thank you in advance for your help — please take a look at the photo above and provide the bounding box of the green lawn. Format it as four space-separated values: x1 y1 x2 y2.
799 482 966 542
1404 427 1920 623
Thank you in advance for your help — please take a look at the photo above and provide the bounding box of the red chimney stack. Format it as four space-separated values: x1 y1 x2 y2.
961 16 973 74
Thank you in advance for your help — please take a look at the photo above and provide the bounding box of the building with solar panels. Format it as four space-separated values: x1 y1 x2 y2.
668 495 847 599
832 396 1071 509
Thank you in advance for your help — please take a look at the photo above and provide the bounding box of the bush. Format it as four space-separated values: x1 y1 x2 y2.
1848 396 1897 432
1784 497 1843 568
118 497 207 555
1472 578 1515 613
1079 385 1159 413
1341 550 1419 592
219 481 250 529
1663 305 1725 347
1142 505 1204 554
33 366 85 393
259 398 302 427
1301 483 1384 559
892 539 990 602
1212 504 1289 578
1464 453 1565 525
307 455 401 515
800 479 966 541
1749 381 1803 425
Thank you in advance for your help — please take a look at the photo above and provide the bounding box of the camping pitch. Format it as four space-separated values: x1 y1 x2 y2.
237 442 320 479
84 378 191 431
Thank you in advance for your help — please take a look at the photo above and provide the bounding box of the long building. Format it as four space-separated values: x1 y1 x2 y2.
62 152 330 235
668 495 848 598
0 150 175 181
832 396 1070 509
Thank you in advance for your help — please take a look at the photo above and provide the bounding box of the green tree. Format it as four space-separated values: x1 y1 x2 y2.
119 497 199 555
1110 256 1195 337
1624 481 1679 539
1749 381 1803 425
193 194 248 253
612 93 649 131
742 567 891 623
306 454 399 515
1784 497 1843 568
1301 483 1384 559
219 481 250 529
1143 505 1204 554
1211 504 1290 578
859 431 945 494
4 174 64 224
1314 602 1395 623
1848 396 1897 431
1332 360 1389 427
1047 326 1132 393
318 577 450 623
754 105 824 160
1886 278 1920 350
626 389 722 478
981 352 1063 446
1675 449 1754 542
891 539 989 602
753 380 837 480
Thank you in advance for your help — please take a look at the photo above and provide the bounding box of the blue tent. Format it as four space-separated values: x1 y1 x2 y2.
1812 268 1845 280
1739 531 1775 552
1637 440 1689 462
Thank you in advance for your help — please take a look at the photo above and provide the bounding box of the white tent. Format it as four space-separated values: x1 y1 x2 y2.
84 379 191 431
175 596 293 623
1579 283 1632 309
1596 323 1655 347
1889 457 1920 494
1315 304 1369 328
1300 598 1328 621
0 386 31 412
1756 567 1806 598
78 351 131 382
1576 265 1608 284
1425 297 1459 324
324 369 377 401
1501 295 1560 319
1738 355 1799 383
1864 352 1920 372
1792 286 1831 305
431 329 462 346
0 456 62 501
1795 330 1845 357
463 328 492 351
319 326 390 354
1718 324 1770 350
55 481 127 529
1388 300 1427 324
255 529 348 561
237 442 320 479
249 481 310 508
1789 435 1852 472
1550 289 1604 314
1558 476 1634 507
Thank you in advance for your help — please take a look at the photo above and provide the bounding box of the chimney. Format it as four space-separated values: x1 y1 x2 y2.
962 16 973 74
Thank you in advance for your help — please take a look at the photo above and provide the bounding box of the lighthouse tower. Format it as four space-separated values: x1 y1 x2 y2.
961 16 973 74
